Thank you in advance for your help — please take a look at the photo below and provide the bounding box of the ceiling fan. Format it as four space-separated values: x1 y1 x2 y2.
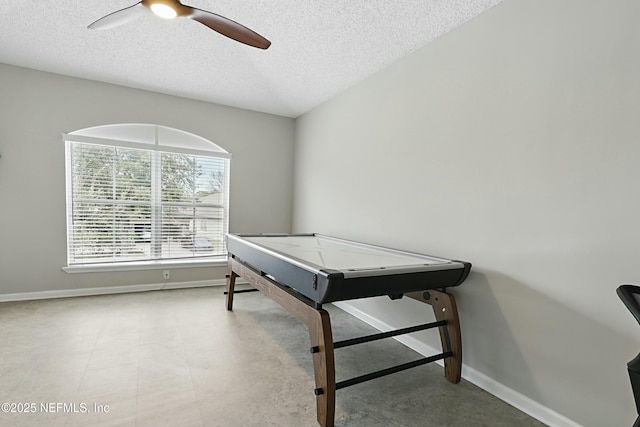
88 0 271 49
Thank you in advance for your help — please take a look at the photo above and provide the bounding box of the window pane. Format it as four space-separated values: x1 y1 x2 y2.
70 203 114 262
162 153 195 203
193 206 226 254
195 157 226 201
70 203 151 263
72 144 115 200
114 148 151 201
160 206 225 258
71 144 152 202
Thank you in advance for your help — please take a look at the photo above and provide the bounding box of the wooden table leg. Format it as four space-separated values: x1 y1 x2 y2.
228 258 336 427
226 262 237 311
309 310 336 427
407 289 462 383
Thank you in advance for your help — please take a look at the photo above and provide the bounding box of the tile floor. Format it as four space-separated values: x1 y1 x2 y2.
0 287 547 427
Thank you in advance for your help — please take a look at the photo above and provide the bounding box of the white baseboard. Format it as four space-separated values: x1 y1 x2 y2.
0 279 226 302
333 301 583 427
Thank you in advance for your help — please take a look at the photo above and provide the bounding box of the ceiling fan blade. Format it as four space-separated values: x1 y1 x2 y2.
88 2 147 30
186 7 271 50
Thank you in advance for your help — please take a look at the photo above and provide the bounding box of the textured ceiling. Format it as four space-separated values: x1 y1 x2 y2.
0 1 503 118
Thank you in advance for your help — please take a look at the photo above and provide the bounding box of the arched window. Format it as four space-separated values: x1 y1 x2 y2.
63 124 230 268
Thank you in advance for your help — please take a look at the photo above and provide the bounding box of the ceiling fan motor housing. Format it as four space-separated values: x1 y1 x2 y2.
142 0 191 17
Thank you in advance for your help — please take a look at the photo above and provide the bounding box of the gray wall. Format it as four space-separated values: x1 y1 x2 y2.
293 0 640 426
0 63 295 295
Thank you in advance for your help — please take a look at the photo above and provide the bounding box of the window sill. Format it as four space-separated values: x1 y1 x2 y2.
62 257 228 273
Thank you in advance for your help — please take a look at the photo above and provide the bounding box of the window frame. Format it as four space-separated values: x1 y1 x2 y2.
62 124 230 272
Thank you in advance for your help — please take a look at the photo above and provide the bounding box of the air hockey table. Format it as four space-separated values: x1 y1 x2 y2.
225 233 472 427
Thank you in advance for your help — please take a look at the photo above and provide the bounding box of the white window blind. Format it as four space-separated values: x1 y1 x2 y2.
64 125 229 266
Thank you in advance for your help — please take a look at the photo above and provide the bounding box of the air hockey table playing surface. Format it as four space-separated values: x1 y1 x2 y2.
226 233 471 305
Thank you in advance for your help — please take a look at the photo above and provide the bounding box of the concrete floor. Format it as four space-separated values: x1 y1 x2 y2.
0 287 547 427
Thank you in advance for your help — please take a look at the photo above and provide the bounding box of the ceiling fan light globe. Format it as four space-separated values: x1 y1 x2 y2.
150 3 178 19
